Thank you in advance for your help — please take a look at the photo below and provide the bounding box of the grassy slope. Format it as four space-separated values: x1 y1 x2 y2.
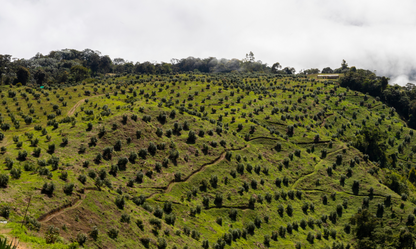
0 73 415 248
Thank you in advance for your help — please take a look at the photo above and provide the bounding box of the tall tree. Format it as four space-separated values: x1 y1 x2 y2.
321 67 333 74
341 59 348 70
0 54 12 84
283 67 296 74
70 65 89 82
16 66 30 85
271 62 281 73
34 69 47 85
99 55 113 74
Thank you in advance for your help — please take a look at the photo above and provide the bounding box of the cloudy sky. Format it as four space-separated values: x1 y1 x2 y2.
1 0 416 85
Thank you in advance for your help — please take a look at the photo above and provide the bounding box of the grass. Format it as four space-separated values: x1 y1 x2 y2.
0 73 414 248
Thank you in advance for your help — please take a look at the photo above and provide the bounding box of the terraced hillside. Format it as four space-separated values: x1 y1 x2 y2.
0 73 416 248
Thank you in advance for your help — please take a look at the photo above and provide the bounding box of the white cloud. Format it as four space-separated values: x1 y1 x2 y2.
1 0 416 85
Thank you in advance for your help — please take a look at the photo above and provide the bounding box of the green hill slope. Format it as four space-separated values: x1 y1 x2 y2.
0 73 415 248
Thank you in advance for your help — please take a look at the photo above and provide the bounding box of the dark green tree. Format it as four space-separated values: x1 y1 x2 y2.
16 66 30 85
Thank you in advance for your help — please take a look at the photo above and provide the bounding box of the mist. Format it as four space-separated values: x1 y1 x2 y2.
1 0 415 85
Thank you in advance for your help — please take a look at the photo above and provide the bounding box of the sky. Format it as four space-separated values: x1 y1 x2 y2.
1 0 416 85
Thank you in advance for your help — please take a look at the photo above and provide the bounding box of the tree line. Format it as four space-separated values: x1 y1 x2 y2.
339 65 416 129
0 49 347 87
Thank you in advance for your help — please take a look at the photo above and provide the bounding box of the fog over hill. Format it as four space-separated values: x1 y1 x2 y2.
1 0 416 85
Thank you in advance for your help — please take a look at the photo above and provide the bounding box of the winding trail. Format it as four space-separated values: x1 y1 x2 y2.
248 136 330 145
67 98 85 116
38 195 82 223
146 144 250 195
164 144 249 193
291 147 346 189
67 93 107 116
299 188 400 199
320 113 334 128
37 188 99 223
37 145 250 221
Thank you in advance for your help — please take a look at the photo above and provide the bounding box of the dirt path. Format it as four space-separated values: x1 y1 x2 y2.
143 144 250 200
164 144 249 193
249 136 330 145
291 147 346 189
37 188 100 223
320 113 334 128
249 136 281 142
299 188 400 199
37 195 82 222
36 145 251 221
67 93 107 116
67 98 85 116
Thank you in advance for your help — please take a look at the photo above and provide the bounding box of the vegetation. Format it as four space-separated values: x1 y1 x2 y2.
0 51 415 248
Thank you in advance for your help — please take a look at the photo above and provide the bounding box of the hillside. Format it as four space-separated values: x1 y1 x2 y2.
0 72 416 248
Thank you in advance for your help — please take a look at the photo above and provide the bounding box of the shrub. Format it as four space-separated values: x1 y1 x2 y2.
154 206 164 218
202 240 209 249
107 228 119 239
33 147 41 157
352 180 360 194
78 174 87 184
17 150 28 161
136 171 144 183
286 204 293 216
114 140 122 151
76 232 87 246
0 174 9 188
48 144 55 154
149 218 161 229
216 217 223 226
214 193 223 207
330 228 337 239
41 182 55 196
225 151 232 161
117 157 129 170
157 238 167 249
102 146 113 160
148 142 157 155
90 226 99 240
5 157 14 170
138 148 148 158
108 164 118 177
120 213 131 223
59 171 68 181
264 234 271 247
165 213 176 225
307 231 314 243
45 225 60 244
174 172 181 182
115 195 125 209
129 152 138 163
187 130 197 143
8 167 20 180
63 183 74 195
279 225 286 238
246 221 255 234
210 175 218 188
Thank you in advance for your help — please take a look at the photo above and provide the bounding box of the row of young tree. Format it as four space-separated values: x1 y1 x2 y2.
0 49 347 86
